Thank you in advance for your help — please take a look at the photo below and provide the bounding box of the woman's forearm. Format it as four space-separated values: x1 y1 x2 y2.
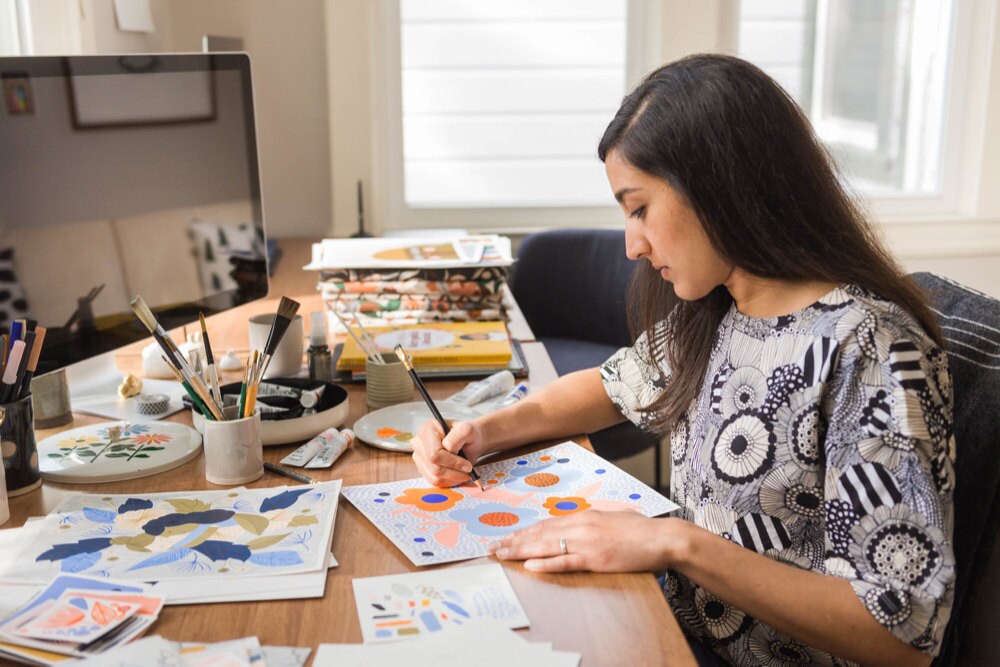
666 520 932 667
476 367 625 452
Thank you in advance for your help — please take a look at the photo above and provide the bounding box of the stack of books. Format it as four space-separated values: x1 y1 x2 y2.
305 235 514 327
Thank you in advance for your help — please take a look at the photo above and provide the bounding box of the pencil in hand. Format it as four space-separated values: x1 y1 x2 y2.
393 344 485 491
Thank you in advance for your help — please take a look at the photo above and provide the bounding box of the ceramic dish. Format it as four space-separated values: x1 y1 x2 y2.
39 421 202 484
190 379 350 446
353 401 478 452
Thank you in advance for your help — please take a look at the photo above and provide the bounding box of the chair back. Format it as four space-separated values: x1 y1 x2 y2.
911 272 1000 665
511 229 637 347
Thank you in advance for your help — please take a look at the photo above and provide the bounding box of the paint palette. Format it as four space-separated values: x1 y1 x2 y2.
353 402 478 452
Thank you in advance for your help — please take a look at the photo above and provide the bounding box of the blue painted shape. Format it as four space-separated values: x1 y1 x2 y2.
117 498 154 514
421 493 449 504
629 493 641 500
443 589 464 603
142 510 235 536
555 501 578 511
442 600 470 618
126 548 194 571
59 551 102 573
413 537 426 543
557 458 569 463
420 610 443 632
68 596 89 610
82 507 117 524
516 460 527 465
374 498 385 503
37 538 112 562
247 551 304 567
595 469 606 474
191 540 252 562
259 488 310 513
375 629 392 638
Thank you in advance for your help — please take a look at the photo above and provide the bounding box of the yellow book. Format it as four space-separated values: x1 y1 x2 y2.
336 321 512 371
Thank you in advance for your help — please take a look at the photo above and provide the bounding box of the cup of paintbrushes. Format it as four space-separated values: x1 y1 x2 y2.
1 393 40 497
365 353 414 409
202 405 264 485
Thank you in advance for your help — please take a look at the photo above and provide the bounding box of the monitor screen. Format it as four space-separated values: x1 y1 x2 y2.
0 53 268 376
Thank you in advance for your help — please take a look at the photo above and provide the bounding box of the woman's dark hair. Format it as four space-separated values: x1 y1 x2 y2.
598 54 942 434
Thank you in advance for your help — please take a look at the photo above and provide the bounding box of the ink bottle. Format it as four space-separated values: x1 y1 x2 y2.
307 311 333 382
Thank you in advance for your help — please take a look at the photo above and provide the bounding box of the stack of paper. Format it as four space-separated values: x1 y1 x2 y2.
315 624 581 666
0 482 342 606
76 635 311 667
307 234 514 327
0 574 165 665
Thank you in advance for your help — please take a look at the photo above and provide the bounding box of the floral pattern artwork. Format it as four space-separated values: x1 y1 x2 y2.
343 442 678 566
38 421 204 483
0 482 342 583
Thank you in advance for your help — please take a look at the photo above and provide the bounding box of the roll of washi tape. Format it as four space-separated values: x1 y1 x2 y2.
135 393 170 415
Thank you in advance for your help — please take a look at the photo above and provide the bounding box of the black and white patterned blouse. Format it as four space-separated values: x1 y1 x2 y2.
601 284 955 665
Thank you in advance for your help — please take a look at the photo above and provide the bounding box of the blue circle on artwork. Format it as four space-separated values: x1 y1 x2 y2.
421 493 449 504
516 460 527 465
374 498 385 503
378 492 391 496
421 551 434 557
595 469 606 474
629 493 641 500
554 501 578 511
557 458 569 463
414 537 426 543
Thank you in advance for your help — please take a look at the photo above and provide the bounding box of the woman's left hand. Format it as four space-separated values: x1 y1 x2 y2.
489 511 683 573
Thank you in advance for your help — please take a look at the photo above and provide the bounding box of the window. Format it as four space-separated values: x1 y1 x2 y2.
738 0 959 200
377 0 660 230
0 0 24 56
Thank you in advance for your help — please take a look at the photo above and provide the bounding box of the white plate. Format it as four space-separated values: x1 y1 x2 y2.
38 421 202 484
353 401 477 452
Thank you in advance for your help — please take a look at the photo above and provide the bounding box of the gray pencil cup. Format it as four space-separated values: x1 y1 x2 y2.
2 393 41 497
366 353 414 409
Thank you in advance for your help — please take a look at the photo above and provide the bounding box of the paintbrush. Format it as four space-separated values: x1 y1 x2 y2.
0 340 25 404
199 312 223 406
17 326 45 399
131 295 223 420
352 313 383 364
325 302 382 364
256 296 301 379
164 357 214 420
394 344 485 491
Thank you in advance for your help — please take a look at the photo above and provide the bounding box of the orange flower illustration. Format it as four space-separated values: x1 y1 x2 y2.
396 487 464 512
133 433 172 445
542 496 592 516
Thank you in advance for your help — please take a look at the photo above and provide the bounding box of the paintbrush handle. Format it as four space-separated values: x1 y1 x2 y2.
208 364 221 405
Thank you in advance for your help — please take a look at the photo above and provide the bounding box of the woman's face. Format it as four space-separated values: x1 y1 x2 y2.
605 149 732 301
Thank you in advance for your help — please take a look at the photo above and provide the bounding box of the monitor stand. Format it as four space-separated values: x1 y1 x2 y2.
65 349 187 422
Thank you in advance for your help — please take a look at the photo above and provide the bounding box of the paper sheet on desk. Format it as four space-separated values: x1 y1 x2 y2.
69 377 187 422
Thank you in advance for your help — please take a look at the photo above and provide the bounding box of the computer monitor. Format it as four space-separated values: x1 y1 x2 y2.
0 53 268 387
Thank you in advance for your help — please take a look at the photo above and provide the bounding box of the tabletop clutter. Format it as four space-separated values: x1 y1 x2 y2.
0 233 678 665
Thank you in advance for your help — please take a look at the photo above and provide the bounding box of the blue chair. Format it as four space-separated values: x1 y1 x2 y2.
911 272 1000 665
510 229 663 489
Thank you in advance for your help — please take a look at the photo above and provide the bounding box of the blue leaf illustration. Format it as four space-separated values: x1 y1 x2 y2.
126 548 194 571
247 551 304 567
259 489 310 513
142 509 235 536
192 540 252 562
60 551 102 573
82 507 117 524
37 538 112 562
118 498 154 514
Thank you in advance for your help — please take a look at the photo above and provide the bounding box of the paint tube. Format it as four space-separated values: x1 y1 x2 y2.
257 382 327 408
445 370 515 407
304 428 355 469
280 435 326 467
496 382 529 407
223 393 291 414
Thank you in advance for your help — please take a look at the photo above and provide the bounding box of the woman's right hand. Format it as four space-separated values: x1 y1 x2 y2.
411 419 491 487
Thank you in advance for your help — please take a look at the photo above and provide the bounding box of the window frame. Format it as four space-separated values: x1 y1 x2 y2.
372 0 662 233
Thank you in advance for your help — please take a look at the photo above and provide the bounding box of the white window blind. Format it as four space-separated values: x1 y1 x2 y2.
399 0 628 209
739 0 956 198
0 0 23 56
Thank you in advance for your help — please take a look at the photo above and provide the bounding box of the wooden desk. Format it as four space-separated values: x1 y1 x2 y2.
4 239 694 666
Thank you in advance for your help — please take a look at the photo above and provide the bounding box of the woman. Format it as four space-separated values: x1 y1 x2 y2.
411 54 954 666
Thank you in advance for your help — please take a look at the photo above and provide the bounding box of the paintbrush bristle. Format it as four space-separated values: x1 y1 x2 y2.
393 345 413 370
130 295 158 333
277 296 300 321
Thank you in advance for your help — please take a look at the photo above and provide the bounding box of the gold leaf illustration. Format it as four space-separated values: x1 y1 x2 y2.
246 533 291 550
159 522 200 537
167 499 211 513
288 514 319 527
234 513 269 535
184 527 218 548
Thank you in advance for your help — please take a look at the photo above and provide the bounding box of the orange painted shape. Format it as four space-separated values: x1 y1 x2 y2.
377 427 403 438
375 619 413 628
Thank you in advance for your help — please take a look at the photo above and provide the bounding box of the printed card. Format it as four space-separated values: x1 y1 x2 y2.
15 592 140 642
